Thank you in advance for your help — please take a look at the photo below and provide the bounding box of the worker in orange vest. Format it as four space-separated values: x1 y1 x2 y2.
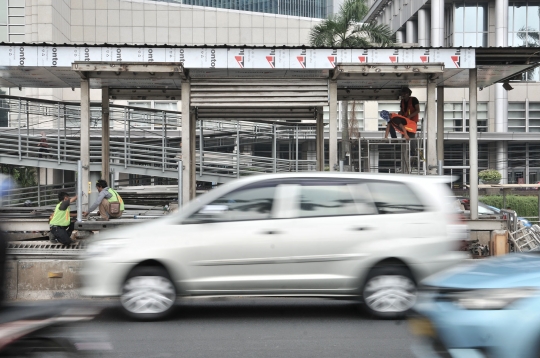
399 87 420 124
382 110 417 141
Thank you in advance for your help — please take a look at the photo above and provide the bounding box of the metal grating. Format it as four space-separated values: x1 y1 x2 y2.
190 79 328 108
7 240 87 257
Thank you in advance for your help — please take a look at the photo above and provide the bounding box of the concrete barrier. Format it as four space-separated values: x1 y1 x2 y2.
6 259 82 300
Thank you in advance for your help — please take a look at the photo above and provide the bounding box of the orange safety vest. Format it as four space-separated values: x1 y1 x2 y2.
401 97 419 123
390 113 417 135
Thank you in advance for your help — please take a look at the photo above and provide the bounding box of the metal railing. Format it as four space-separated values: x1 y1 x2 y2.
0 131 317 180
0 181 76 207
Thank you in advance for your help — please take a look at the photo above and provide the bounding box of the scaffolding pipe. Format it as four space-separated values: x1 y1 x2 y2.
272 124 277 173
162 111 165 173
57 103 61 164
199 119 204 177
77 160 82 222
26 100 29 157
37 168 40 207
295 125 299 172
178 160 183 207
124 108 127 169
17 98 21 160
236 121 240 178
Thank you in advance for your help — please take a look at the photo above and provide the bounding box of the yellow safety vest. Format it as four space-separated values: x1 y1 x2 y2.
107 188 125 211
50 202 70 227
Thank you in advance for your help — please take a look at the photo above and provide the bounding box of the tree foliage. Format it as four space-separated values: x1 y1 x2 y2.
309 0 393 48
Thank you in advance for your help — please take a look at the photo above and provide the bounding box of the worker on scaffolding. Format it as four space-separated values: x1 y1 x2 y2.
383 86 421 140
382 110 417 141
83 179 124 221
49 192 77 245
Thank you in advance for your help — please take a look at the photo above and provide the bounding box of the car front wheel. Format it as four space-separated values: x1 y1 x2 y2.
120 266 176 321
361 266 417 319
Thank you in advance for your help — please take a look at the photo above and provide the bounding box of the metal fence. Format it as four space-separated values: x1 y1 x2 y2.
0 181 76 207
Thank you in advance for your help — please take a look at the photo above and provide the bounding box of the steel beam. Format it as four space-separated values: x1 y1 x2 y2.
316 107 324 171
329 80 338 171
427 79 437 174
181 81 195 202
437 86 444 165
102 87 110 181
80 79 90 212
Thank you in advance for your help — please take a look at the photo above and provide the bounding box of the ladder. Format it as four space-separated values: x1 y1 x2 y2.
505 209 540 252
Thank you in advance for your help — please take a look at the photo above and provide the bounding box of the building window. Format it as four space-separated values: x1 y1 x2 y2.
444 102 487 132
508 102 540 132
509 2 540 80
128 101 179 129
509 2 540 47
323 101 365 132
509 102 526 132
152 0 327 19
530 102 540 132
453 2 488 47
0 0 25 43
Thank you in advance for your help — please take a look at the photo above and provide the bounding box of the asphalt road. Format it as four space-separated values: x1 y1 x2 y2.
84 297 417 358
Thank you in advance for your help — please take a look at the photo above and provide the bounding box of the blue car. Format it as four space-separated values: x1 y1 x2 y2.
410 253 540 358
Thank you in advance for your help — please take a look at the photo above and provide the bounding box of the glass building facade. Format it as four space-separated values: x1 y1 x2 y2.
0 0 25 43
150 0 329 18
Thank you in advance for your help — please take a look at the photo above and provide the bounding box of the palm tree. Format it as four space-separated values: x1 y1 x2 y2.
310 0 393 47
309 0 394 169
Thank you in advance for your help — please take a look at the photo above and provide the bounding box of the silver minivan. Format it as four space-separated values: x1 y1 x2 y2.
81 173 468 320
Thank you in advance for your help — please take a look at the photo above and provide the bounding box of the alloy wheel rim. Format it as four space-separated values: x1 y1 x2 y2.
121 276 175 314
364 275 416 313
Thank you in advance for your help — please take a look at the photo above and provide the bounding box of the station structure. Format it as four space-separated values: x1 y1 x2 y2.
0 44 539 219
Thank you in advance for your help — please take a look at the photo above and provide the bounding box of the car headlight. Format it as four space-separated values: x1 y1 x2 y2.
84 239 128 258
451 288 536 310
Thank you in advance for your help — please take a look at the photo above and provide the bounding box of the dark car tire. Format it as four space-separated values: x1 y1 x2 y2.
120 266 177 321
361 265 417 319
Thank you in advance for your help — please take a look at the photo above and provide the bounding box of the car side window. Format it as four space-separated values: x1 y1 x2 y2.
298 182 377 218
478 205 495 215
366 182 424 214
189 185 276 222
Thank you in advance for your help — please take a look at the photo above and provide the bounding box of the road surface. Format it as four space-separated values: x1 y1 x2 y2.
84 297 417 358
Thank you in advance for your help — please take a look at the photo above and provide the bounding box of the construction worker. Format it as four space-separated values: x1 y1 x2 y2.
49 192 77 245
399 87 420 123
382 110 417 141
83 179 124 221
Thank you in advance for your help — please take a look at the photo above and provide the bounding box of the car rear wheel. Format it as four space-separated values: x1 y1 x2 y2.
120 266 176 321
361 266 417 319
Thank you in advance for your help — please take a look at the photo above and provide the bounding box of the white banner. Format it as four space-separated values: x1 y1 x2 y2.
0 45 476 69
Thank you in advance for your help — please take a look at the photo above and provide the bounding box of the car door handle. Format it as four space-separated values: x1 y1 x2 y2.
261 230 282 235
352 227 372 231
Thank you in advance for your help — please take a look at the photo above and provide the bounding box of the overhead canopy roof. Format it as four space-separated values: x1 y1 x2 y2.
0 44 538 101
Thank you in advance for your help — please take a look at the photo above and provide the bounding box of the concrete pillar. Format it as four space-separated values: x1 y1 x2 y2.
316 107 324 171
425 11 431 46
406 21 417 43
495 0 508 47
430 0 444 46
469 68 478 220
396 30 404 44
80 79 90 212
437 86 444 164
427 80 437 174
181 81 195 202
495 0 508 184
418 9 427 46
329 80 338 171
101 87 110 181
